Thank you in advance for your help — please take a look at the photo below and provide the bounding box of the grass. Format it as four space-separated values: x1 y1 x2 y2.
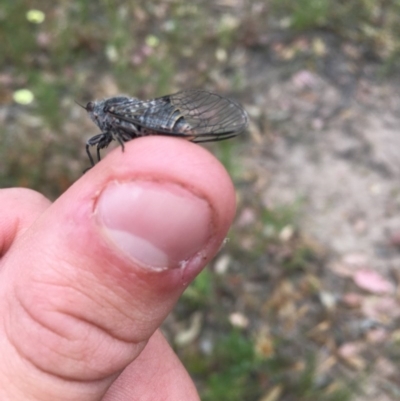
177 316 354 401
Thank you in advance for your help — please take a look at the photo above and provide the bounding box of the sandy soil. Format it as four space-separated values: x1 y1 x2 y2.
242 47 400 400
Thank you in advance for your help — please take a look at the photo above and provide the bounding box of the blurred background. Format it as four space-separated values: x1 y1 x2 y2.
1 1 400 400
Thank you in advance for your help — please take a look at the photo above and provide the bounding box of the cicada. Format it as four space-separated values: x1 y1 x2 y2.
81 89 248 167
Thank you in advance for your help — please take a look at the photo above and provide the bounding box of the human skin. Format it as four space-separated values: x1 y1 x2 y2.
0 137 236 401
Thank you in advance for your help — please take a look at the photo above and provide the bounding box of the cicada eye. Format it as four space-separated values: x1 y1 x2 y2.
85 101 95 112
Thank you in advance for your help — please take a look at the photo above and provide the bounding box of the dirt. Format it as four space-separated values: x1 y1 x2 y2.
259 75 400 274
243 43 400 400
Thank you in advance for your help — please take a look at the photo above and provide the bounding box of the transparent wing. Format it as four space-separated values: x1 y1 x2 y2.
106 90 248 141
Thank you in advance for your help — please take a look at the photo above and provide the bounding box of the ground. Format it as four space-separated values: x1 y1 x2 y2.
236 43 400 400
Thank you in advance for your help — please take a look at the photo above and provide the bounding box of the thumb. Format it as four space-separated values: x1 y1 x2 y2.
0 137 236 400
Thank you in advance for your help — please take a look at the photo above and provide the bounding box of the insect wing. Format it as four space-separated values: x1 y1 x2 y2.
107 90 248 141
167 90 248 141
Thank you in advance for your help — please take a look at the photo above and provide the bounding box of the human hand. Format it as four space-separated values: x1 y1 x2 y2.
0 137 236 400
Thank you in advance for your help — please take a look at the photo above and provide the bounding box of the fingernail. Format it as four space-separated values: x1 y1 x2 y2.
96 181 213 270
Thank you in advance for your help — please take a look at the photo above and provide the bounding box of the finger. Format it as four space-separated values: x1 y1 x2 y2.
0 137 236 401
0 188 51 256
103 330 200 401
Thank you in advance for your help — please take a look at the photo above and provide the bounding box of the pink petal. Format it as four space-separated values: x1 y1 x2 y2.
353 269 395 294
